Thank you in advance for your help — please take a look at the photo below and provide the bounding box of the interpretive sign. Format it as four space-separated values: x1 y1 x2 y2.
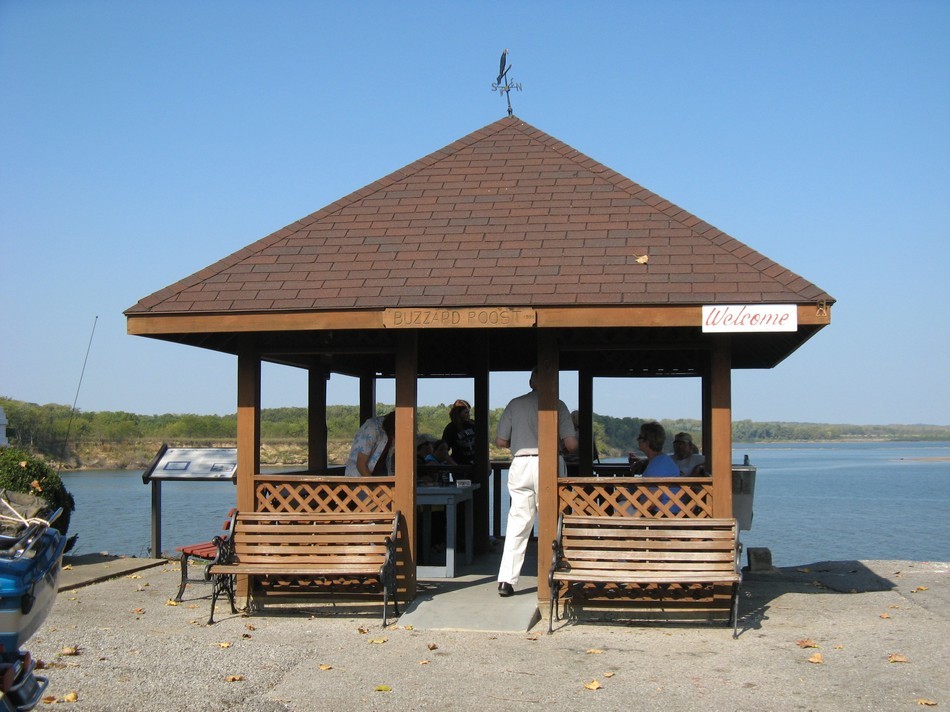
383 307 536 328
702 304 798 333
142 445 237 482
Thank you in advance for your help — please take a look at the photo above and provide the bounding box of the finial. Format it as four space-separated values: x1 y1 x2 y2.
491 48 522 117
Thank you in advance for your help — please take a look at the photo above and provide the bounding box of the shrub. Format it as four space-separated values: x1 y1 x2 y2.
0 445 76 550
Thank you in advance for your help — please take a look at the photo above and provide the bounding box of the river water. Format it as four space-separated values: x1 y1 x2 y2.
59 441 949 566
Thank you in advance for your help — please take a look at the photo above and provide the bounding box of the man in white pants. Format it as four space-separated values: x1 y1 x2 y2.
496 369 578 597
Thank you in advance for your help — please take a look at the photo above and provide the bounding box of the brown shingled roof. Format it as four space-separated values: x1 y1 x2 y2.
126 116 833 316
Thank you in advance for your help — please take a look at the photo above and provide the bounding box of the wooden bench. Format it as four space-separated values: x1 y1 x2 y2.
174 508 236 602
548 515 742 636
207 510 401 626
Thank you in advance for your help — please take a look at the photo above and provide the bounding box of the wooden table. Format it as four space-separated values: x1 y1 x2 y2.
416 484 480 578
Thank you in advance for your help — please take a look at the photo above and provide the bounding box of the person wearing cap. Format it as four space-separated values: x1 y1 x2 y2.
495 369 577 597
442 399 476 466
672 432 705 476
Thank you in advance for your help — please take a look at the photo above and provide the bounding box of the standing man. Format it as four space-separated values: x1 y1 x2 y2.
495 369 577 597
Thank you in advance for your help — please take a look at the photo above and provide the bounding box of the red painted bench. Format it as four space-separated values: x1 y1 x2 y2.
174 508 236 602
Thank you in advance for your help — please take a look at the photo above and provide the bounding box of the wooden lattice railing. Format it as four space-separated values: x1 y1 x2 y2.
558 477 714 518
253 474 395 514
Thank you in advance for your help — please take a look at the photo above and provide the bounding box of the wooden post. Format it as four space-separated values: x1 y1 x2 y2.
710 337 733 519
578 367 594 476
395 332 418 598
359 375 375 425
236 347 261 602
473 343 491 554
308 364 328 473
536 335 559 602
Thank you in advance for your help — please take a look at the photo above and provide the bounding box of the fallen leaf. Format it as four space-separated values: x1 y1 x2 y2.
226 675 244 682
127 574 141 580
42 696 57 704
833 645 844 650
604 671 615 678
635 254 649 264
318 664 332 671
61 646 80 656
526 635 539 641
584 680 603 690
63 564 73 570
218 642 232 649
404 625 413 630
419 660 430 665
242 633 252 639
63 691 79 702
427 643 438 651
912 586 929 593
132 608 145 615
375 685 392 692
796 639 819 649
357 626 369 634
807 653 824 664
368 638 388 644
888 653 909 663
916 699 937 706
879 613 890 619
586 648 604 655
30 480 43 492
166 599 179 607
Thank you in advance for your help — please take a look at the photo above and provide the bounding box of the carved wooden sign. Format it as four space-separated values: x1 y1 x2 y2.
383 307 536 328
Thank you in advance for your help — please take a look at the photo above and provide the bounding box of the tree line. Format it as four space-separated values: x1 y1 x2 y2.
2 396 948 464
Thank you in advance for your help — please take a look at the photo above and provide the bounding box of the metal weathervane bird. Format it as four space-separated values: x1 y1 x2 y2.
491 48 522 116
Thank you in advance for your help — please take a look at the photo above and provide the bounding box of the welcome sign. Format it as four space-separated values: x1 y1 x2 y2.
702 304 798 333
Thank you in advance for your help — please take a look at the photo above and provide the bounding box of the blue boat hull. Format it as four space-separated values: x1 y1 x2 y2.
0 529 66 655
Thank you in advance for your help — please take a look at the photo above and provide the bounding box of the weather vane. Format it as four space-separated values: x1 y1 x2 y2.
491 49 522 117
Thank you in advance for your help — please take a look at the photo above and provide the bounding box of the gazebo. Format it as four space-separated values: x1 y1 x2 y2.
125 116 834 611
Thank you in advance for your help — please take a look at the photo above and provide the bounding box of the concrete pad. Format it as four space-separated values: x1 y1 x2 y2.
398 544 542 632
59 553 167 591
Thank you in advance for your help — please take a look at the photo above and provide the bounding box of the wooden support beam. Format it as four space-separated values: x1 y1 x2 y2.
307 366 329 472
537 335 559 602
395 332 418 598
236 347 261 602
710 337 733 519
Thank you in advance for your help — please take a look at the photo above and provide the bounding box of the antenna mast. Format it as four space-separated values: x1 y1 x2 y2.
491 49 522 117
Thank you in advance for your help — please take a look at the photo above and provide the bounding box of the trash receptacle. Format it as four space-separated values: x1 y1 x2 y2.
731 464 756 531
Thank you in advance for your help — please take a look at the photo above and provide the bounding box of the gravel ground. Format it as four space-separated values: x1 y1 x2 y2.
25 559 950 711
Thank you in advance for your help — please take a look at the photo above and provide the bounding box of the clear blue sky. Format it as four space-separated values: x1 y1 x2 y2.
2 1 947 426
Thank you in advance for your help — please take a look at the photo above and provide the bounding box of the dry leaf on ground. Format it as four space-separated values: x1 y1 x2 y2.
318 664 332 671
888 653 909 663
879 613 891 619
584 680 603 690
375 685 392 692
796 639 818 648
226 675 244 682
369 638 388 644
60 646 80 656
808 653 824 664
916 699 937 706
586 649 604 655
218 642 232 649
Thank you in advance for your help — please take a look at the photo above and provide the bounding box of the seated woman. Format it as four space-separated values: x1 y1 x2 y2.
628 421 681 515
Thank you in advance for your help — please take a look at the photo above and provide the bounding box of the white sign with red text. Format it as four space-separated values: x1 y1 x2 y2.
702 304 798 333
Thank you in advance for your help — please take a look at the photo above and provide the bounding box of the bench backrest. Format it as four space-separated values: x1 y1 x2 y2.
558 515 739 576
232 511 398 570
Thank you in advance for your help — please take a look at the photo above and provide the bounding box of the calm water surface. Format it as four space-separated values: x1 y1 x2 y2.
60 441 949 566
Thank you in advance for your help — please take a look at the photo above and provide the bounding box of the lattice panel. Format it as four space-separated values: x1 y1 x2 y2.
558 478 713 518
253 476 395 514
